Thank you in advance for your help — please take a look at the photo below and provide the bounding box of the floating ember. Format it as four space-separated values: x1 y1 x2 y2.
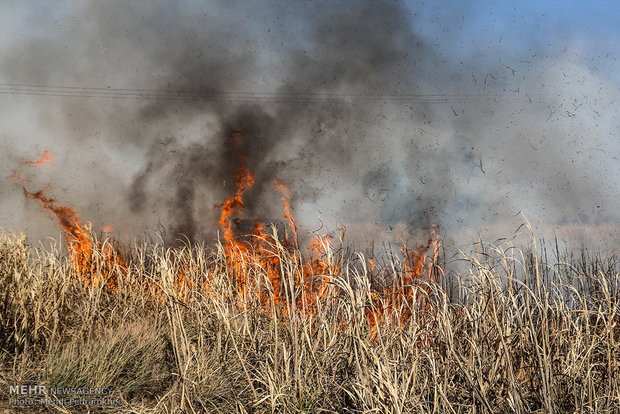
24 150 55 167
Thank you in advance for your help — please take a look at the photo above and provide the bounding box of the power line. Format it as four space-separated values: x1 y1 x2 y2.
0 82 516 104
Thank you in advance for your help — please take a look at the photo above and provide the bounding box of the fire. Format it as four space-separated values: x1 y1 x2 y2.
23 186 90 261
275 179 298 245
211 131 440 326
24 150 55 167
216 131 255 245
212 132 347 317
22 187 123 289
16 150 123 289
366 224 441 335
214 131 260 302
16 142 442 334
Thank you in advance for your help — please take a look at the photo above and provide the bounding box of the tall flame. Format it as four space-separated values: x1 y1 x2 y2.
17 150 122 290
22 187 123 289
23 186 92 274
275 179 298 245
216 131 255 245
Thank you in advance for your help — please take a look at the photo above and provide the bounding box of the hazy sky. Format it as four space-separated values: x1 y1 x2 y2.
1 1 618 248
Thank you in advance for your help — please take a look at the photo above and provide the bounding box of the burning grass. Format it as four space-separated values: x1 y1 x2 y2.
3 144 620 412
0 228 618 413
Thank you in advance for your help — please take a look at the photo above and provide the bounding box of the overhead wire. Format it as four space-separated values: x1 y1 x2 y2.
0 82 517 104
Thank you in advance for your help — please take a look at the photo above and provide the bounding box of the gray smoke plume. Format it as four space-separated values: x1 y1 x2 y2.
118 0 444 241
1 0 618 247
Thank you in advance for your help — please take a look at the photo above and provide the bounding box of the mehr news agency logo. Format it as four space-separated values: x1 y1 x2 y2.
8 384 123 407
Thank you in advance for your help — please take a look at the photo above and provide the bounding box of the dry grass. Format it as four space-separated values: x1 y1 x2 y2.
0 229 618 413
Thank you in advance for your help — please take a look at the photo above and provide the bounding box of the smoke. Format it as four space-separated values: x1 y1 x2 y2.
116 0 447 241
1 1 619 247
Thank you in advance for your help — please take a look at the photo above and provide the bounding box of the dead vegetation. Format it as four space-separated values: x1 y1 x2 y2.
0 229 618 413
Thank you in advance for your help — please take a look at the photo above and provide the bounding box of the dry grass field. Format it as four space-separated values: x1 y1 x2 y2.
0 225 618 413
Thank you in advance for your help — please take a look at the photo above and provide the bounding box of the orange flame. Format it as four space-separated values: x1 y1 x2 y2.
216 131 255 245
17 143 443 336
366 225 441 336
24 150 55 167
210 132 441 327
274 180 298 245
22 186 122 290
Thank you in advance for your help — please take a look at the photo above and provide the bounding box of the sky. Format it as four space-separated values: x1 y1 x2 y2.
1 0 618 250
